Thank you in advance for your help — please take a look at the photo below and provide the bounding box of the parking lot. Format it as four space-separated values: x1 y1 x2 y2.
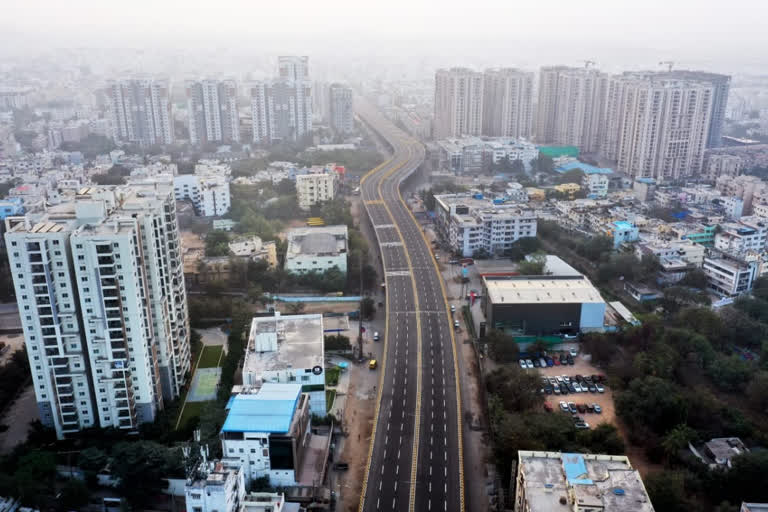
527 353 617 428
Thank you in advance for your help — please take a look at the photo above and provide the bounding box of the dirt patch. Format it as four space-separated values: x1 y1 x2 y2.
276 301 359 314
538 356 617 427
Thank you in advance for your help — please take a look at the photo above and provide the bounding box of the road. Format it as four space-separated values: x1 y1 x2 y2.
357 100 464 512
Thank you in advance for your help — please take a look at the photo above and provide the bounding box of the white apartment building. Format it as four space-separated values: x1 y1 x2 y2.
536 66 606 152
703 255 759 296
601 75 713 182
434 193 537 257
433 68 484 139
174 173 231 216
716 175 768 215
186 79 240 145
5 216 97 439
284 225 348 275
220 383 311 486
329 83 354 134
482 68 534 139
108 79 174 146
250 80 313 145
582 173 609 198
636 239 705 266
704 153 743 180
5 184 190 438
242 313 326 416
296 171 336 210
714 217 768 255
240 493 289 512
185 459 245 512
278 56 309 81
435 137 538 174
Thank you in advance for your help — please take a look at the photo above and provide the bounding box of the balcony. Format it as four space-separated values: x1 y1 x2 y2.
30 264 45 274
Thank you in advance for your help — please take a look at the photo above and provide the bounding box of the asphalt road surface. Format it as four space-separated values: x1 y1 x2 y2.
357 100 464 512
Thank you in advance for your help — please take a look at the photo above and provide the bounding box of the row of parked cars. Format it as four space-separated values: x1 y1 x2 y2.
554 401 596 429
540 374 606 395
519 349 578 369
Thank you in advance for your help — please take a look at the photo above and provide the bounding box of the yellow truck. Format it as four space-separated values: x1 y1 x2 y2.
368 359 378 370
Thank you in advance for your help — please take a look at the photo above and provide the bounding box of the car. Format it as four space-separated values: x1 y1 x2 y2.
588 384 597 393
519 359 527 369
533 358 541 368
586 404 595 413
566 356 575 366
562 376 571 383
548 377 558 386
546 357 554 367
454 319 460 329
539 358 547 367
568 402 577 414
526 359 534 369
572 383 582 393
541 376 549 385
543 402 553 412
574 374 584 382
333 462 349 471
567 383 577 393
593 404 602 414
369 359 378 370
450 305 456 313
555 376 564 384
574 421 590 430
559 354 567 364
373 331 380 342
553 358 561 366
576 403 586 413
559 384 569 395
563 333 579 340
553 386 561 395
544 386 553 395
559 401 569 412
596 383 605 393
569 347 579 357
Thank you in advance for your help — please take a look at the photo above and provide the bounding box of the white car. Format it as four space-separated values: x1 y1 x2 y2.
519 359 527 369
450 304 456 313
373 331 380 342
525 359 534 369
572 383 582 393
559 401 569 412
569 347 579 357
453 319 460 329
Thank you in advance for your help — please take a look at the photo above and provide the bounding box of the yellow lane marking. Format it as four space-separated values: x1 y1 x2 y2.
394 142 466 512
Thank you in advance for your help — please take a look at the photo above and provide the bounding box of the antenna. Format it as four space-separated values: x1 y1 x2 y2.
659 61 674 72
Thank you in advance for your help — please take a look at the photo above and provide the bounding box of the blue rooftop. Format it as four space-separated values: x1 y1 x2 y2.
556 161 614 175
613 220 635 230
221 383 302 434
562 453 594 485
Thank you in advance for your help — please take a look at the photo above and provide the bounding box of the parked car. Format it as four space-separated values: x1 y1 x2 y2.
586 404 595 413
574 421 590 430
572 383 582 393
588 384 598 393
568 402 577 414
555 376 564 384
566 383 575 394
569 347 579 357
373 331 380 342
525 359 534 369
553 358 561 366
553 386 561 395
566 356 575 366
596 383 605 393
563 376 571 383
519 360 527 369
593 404 602 414
539 358 547 367
548 377 558 386
333 462 349 471
576 403 586 413
559 384 569 395
454 319 460 329
533 358 541 368
559 354 567 364
546 357 554 367
543 402 553 412
544 386 553 395
559 401 569 412
450 305 456 313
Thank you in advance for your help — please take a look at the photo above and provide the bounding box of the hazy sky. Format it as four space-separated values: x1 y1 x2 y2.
4 0 768 70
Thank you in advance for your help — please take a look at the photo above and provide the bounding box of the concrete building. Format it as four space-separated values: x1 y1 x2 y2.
5 184 190 438
536 66 606 152
714 217 768 255
482 68 534 139
600 74 713 182
278 56 309 81
433 68 484 139
703 254 759 296
186 79 241 145
108 79 174 146
514 451 654 512
689 437 749 470
242 313 326 416
228 236 277 267
704 153 743 180
434 193 536 257
742 504 768 512
174 173 231 216
608 220 639 248
250 78 312 145
435 137 537 174
284 225 348 275
296 171 336 210
220 383 311 486
716 175 768 214
328 84 354 134
635 239 705 267
482 275 605 336
241 493 292 512
663 70 730 148
184 459 245 512
582 173 609 198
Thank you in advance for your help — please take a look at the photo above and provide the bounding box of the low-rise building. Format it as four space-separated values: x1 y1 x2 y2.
481 275 605 336
608 220 639 248
741 503 768 512
242 313 326 416
284 225 348 275
703 254 759 296
714 217 768 255
434 193 536 257
241 492 292 512
582 173 609 198
514 451 654 512
435 136 538 174
174 173 231 216
296 171 337 210
689 437 749 470
553 182 581 199
228 236 278 267
220 383 311 486
184 459 245 512
635 239 705 266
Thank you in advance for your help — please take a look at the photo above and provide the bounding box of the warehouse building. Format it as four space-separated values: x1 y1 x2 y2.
481 275 605 336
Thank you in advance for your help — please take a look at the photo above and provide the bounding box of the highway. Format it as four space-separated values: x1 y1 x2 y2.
357 100 464 512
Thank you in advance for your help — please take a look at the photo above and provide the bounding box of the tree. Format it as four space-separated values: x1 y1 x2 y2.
361 297 376 320
679 269 709 289
505 237 541 261
517 252 546 275
746 371 768 413
110 441 183 505
662 424 697 462
287 302 306 314
59 478 90 508
13 450 56 505
205 230 230 257
706 354 753 392
615 376 689 435
555 168 585 185
644 470 691 512
486 366 544 412
484 329 520 363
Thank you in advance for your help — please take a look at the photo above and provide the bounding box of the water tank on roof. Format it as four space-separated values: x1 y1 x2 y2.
493 198 504 205
473 193 484 200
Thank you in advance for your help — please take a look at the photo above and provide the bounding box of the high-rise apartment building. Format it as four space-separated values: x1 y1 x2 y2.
433 68 484 139
108 79 174 146
251 57 313 145
186 79 240 145
664 71 730 148
600 74 713 182
535 66 606 152
329 83 354 134
482 68 534 139
5 184 190 438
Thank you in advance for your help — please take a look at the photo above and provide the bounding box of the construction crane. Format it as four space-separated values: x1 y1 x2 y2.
583 60 596 69
659 61 674 72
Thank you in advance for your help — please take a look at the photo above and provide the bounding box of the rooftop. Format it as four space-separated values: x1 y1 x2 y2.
556 161 614 175
518 451 654 512
243 313 324 378
484 275 604 305
286 225 347 257
221 383 302 433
